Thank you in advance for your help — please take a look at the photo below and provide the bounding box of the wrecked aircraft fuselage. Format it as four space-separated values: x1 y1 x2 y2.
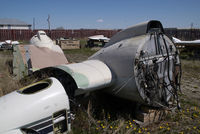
90 20 181 107
0 20 181 134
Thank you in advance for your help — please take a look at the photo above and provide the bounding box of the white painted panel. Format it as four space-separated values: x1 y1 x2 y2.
0 77 69 133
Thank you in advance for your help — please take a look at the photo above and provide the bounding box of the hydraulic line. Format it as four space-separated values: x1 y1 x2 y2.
157 33 164 56
137 33 181 109
161 34 181 109
154 33 158 54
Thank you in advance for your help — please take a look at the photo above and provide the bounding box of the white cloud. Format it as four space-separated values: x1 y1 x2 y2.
96 19 104 23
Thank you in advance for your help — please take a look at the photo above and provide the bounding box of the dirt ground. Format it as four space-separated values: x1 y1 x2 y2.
181 60 200 102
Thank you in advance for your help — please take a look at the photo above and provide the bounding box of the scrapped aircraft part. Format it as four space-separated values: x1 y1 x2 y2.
25 59 112 99
88 35 110 41
13 31 68 80
173 37 200 59
172 37 200 45
90 20 181 108
0 77 71 134
87 35 110 48
56 60 112 95
30 31 63 53
0 20 182 134
0 40 19 50
32 60 113 96
13 44 68 79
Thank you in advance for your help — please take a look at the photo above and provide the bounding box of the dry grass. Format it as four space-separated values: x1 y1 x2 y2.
0 50 60 96
0 51 22 96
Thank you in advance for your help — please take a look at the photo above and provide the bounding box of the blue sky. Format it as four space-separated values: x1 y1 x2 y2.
0 0 200 29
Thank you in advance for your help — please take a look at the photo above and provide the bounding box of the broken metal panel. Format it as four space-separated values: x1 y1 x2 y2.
13 45 68 79
28 45 68 71
13 45 28 79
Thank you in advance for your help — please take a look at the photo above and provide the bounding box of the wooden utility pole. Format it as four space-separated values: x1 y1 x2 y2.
47 15 51 31
33 17 35 30
190 22 193 40
47 15 51 37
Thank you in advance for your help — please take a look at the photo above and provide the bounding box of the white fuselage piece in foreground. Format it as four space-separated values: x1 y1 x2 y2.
0 78 70 134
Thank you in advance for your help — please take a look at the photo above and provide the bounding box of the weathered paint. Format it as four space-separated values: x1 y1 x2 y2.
56 65 89 88
55 60 112 95
13 45 28 79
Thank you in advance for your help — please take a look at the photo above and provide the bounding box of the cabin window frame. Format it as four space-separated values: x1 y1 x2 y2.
17 79 52 95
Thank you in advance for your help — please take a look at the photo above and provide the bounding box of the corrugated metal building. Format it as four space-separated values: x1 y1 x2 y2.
0 18 31 30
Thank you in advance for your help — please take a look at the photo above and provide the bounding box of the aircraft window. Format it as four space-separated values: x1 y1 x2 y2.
40 33 46 35
17 79 52 94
